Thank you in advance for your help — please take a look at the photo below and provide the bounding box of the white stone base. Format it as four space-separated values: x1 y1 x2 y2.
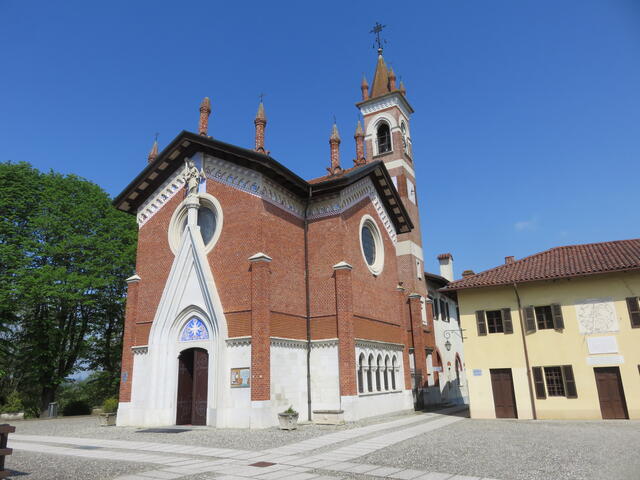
341 390 414 422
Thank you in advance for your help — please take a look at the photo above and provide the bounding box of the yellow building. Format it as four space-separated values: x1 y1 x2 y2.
442 239 640 420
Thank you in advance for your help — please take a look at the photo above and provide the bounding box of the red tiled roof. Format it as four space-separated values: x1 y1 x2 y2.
443 239 640 290
308 165 362 184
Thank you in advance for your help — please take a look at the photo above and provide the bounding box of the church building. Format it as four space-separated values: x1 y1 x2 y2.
114 47 436 428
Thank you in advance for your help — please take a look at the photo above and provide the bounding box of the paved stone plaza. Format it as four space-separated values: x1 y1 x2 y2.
5 407 640 480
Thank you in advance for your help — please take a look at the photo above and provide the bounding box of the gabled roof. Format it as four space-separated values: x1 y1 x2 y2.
442 239 640 291
113 131 413 234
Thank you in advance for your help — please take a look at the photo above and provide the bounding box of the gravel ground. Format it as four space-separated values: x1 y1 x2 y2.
361 417 640 480
7 449 151 480
8 410 419 450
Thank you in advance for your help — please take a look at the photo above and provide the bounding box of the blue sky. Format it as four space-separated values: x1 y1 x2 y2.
1 1 639 277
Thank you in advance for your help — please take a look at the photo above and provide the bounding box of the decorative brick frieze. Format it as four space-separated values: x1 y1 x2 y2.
355 338 404 351
137 170 185 227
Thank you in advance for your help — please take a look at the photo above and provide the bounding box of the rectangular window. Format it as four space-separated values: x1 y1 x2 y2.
544 367 565 396
627 297 640 328
486 310 504 333
444 302 450 322
440 299 446 322
535 306 554 330
433 299 440 320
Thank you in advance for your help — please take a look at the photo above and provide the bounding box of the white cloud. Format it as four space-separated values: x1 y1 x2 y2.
514 217 538 231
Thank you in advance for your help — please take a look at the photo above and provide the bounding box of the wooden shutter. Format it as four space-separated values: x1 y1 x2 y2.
532 366 546 399
524 306 537 334
502 308 513 334
551 304 565 330
475 310 487 336
562 365 577 398
626 297 640 328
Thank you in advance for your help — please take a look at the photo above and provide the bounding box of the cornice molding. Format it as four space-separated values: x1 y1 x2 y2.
355 338 405 352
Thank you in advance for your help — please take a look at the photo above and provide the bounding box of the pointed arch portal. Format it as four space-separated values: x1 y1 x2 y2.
176 347 209 425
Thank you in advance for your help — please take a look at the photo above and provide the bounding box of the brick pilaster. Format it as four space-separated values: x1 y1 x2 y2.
397 286 412 390
334 261 356 396
408 293 427 394
119 274 141 403
249 252 272 401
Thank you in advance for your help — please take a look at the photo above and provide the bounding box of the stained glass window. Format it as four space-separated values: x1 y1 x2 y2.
362 225 376 266
180 317 209 342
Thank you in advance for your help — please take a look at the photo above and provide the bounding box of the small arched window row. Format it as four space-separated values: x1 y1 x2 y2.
356 349 401 395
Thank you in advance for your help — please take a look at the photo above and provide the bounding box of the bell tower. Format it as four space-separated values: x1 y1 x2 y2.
356 27 426 297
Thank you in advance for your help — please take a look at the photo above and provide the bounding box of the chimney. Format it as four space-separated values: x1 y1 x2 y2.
505 256 515 264
437 253 454 282
254 101 267 153
462 269 475 278
198 97 211 136
327 123 342 175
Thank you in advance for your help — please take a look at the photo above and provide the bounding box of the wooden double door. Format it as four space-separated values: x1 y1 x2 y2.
176 348 209 425
594 367 628 419
490 368 518 418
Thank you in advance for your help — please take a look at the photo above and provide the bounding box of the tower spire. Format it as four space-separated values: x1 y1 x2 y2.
254 97 267 153
198 97 211 136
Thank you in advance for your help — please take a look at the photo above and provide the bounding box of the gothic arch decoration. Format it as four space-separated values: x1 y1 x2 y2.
180 317 210 342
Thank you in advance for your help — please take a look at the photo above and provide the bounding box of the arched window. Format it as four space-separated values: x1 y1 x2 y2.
391 356 397 390
367 354 374 392
384 355 390 390
376 355 382 391
400 121 408 152
358 354 365 393
376 123 391 154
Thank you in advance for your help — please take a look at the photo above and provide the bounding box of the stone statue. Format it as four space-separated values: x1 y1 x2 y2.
182 158 204 197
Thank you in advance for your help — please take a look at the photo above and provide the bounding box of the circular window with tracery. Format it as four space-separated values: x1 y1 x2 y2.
359 215 384 275
169 193 223 254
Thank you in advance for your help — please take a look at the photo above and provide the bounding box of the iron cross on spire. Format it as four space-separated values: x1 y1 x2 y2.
370 22 387 53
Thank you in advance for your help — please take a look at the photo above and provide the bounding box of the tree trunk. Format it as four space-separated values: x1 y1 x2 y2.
40 386 57 417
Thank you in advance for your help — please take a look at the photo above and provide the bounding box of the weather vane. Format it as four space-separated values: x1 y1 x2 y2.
370 22 387 52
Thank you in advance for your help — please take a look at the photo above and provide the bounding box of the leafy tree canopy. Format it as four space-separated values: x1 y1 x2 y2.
0 162 137 414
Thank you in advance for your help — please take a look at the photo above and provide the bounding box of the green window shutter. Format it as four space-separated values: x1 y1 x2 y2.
524 306 537 334
626 297 640 328
532 366 546 399
475 310 487 336
551 304 565 330
562 365 577 398
502 308 513 334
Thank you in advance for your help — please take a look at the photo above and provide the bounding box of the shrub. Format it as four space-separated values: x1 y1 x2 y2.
102 397 118 414
62 400 91 416
1 391 23 414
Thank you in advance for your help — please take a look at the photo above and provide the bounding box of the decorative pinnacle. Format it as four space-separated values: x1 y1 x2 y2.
354 120 364 137
147 135 159 163
200 97 211 114
255 101 266 123
388 67 396 79
330 122 341 143
361 75 368 88
399 80 406 95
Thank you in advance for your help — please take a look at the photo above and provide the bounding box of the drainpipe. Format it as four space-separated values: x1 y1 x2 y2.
513 282 537 420
304 187 313 421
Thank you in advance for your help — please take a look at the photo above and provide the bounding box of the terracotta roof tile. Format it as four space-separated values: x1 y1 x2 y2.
443 238 640 290
308 165 363 184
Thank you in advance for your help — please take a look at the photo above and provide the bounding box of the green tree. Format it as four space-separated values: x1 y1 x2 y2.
0 162 137 414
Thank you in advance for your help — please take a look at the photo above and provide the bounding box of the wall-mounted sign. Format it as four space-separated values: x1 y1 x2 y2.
433 366 443 372
230 367 250 388
473 369 482 376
